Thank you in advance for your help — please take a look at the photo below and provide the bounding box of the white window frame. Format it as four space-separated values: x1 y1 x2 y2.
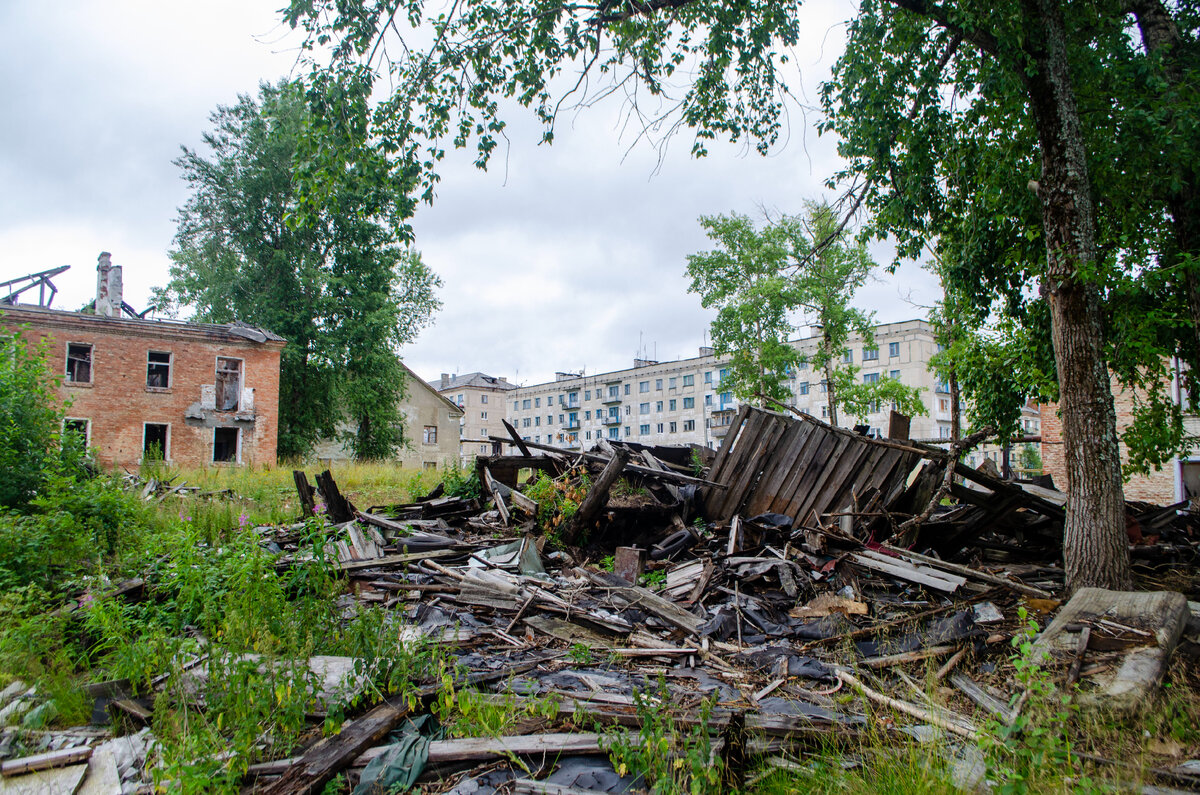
146 350 172 390
63 417 91 446
142 422 171 461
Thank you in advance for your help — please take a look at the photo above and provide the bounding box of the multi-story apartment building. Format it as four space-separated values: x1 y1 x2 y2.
505 319 958 451
435 372 517 461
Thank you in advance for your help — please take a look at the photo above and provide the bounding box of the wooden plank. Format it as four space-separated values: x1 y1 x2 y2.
502 419 533 457
849 550 966 593
860 644 958 669
2 747 92 777
714 414 787 520
335 548 458 573
706 404 752 486
743 421 810 517
764 418 827 516
794 436 871 523
0 764 88 794
704 406 760 516
587 571 703 635
775 428 844 522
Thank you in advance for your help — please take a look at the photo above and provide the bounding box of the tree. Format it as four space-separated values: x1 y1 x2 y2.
159 81 441 460
280 1 1200 589
685 213 799 406
0 328 85 508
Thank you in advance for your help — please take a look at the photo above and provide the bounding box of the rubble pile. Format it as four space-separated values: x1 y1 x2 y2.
3 406 1199 793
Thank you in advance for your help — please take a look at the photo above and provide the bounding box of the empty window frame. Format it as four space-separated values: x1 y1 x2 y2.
147 351 171 388
66 343 93 383
423 425 438 444
63 418 90 445
215 357 243 411
213 427 239 462
143 423 169 461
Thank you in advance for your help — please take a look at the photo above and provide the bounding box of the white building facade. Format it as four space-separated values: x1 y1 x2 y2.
506 319 958 451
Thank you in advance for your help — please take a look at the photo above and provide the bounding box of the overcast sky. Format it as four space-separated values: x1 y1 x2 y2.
0 1 940 388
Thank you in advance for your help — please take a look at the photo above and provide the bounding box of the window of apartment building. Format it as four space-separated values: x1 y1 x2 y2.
64 418 90 445
842 348 853 363
625 405 631 415
534 397 541 408
585 431 591 440
639 381 649 393
215 357 242 411
639 402 650 414
720 392 732 405
213 427 239 462
655 401 663 412
556 414 563 424
798 382 810 395
456 394 464 405
870 400 881 413
481 411 487 420
656 423 664 433
481 393 488 404
704 371 712 383
719 368 728 380
939 397 950 413
480 427 488 438
624 426 631 436
584 410 591 420
535 416 541 426
863 347 879 361
522 398 531 409
863 372 880 384
423 425 438 443
522 417 531 428
480 444 489 453
624 383 631 395
890 370 901 380
820 381 828 393
669 399 677 411
66 343 92 383
937 379 951 393
821 406 829 418
682 374 694 386
608 427 619 439
608 385 619 399
143 423 169 461
655 379 663 390
683 397 694 409
669 421 677 433
797 360 808 370
535 435 540 443
639 424 650 435
682 419 695 431
939 425 952 439
585 390 591 400
889 342 900 357
669 377 677 389
609 406 619 419
704 394 712 406
870 426 882 437
146 351 171 388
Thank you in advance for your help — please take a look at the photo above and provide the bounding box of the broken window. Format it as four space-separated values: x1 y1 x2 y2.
66 343 92 383
143 423 169 461
64 418 89 445
423 425 437 444
213 427 239 462
215 357 242 411
147 351 171 388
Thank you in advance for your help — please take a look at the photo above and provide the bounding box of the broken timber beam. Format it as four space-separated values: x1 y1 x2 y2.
562 448 630 545
489 436 723 488
501 419 533 457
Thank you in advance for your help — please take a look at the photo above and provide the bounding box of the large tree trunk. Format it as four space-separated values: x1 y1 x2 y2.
822 331 839 426
1022 0 1132 591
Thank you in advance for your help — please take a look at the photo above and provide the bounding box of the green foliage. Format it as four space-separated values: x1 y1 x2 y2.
686 212 801 406
980 608 1090 794
600 675 722 795
441 463 482 500
639 569 667 589
522 470 589 539
438 685 558 738
0 328 86 509
158 80 441 460
1016 443 1042 475
567 643 596 665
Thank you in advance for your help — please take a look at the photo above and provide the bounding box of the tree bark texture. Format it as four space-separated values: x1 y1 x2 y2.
823 331 839 427
1022 0 1132 590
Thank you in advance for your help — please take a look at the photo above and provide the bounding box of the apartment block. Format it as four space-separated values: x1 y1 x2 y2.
505 319 957 451
436 372 517 461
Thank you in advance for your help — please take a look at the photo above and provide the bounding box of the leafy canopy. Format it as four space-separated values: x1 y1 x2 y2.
157 80 442 460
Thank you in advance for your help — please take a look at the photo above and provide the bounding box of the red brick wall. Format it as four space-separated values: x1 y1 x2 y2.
3 309 282 470
1040 377 1177 504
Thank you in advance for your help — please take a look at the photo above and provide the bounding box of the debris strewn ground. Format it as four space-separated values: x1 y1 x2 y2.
2 406 1199 793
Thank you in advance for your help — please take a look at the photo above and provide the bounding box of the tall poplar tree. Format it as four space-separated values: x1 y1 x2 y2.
160 81 441 460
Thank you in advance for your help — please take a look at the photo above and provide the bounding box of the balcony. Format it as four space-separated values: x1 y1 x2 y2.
565 422 581 430
603 416 621 426
601 395 622 405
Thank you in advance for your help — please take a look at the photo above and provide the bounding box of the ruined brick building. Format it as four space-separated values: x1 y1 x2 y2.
1 254 284 469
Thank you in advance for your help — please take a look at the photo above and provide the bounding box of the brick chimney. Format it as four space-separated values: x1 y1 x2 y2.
95 252 123 318
440 373 451 389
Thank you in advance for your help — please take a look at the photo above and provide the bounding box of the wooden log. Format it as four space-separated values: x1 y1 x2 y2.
836 670 979 740
859 644 959 669
315 470 356 523
563 448 629 544
293 470 316 517
490 437 723 488
502 419 533 457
